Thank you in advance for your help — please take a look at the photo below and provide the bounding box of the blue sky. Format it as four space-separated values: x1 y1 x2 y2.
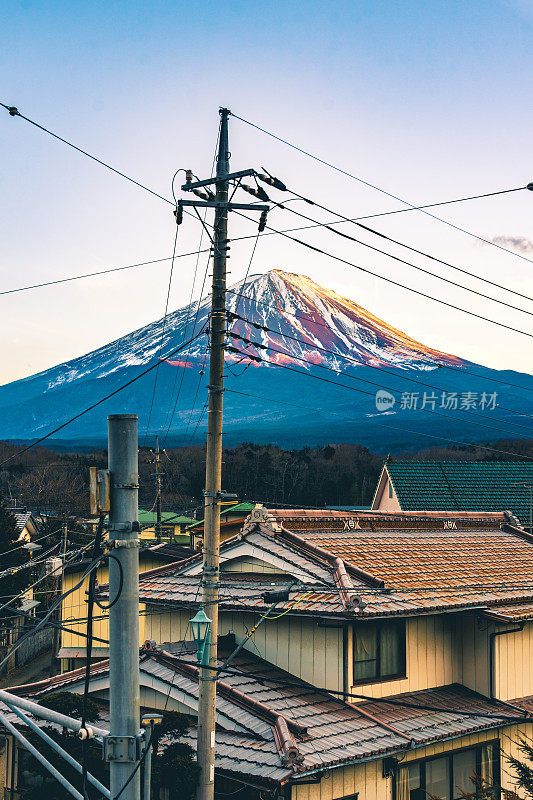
1 0 532 381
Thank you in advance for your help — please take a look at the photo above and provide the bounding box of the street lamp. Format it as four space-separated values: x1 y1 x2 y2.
190 606 212 666
141 712 163 800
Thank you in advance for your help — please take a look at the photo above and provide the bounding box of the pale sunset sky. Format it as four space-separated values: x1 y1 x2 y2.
1 0 532 383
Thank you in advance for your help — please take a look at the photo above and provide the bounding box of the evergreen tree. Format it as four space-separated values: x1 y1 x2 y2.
0 492 29 626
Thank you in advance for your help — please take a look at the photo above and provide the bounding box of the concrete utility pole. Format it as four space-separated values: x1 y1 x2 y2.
178 108 269 800
107 414 140 800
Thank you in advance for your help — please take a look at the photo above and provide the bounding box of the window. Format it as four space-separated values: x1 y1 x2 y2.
353 620 405 683
388 481 393 498
396 743 498 800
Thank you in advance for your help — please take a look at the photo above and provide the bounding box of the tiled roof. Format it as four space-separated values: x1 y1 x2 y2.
384 460 533 521
5 643 529 787
296 526 533 590
131 509 533 619
14 512 32 533
482 602 533 622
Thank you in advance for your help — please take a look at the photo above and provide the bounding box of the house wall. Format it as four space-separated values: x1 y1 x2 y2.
291 723 533 799
144 608 345 692
220 555 286 574
371 471 401 512
494 622 533 701
460 614 491 696
60 557 161 658
142 605 533 702
347 614 462 699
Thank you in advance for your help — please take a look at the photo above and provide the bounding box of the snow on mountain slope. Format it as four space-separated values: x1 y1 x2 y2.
224 270 465 371
1 268 529 448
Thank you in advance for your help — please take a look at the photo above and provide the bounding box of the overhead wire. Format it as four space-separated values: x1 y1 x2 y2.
277 184 533 304
161 122 221 447
270 196 533 316
0 101 174 207
228 311 533 426
231 111 533 266
224 286 533 395
235 211 533 340
224 387 532 461
143 223 181 444
224 346 533 459
0 253 213 297
227 332 533 439
0 327 208 468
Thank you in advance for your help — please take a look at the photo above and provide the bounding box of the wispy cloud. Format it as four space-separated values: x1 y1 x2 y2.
490 235 533 253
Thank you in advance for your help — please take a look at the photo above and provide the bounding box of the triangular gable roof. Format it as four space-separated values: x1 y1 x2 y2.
128 505 533 620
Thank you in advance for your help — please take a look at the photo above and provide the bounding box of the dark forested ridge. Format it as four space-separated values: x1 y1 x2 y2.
1 437 532 516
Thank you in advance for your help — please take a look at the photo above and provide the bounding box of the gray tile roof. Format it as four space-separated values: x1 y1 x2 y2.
4 643 529 787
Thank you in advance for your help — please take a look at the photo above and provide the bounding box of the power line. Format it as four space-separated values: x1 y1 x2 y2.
228 311 533 425
236 212 533 340
273 197 533 316
225 344 533 456
143 224 181 444
231 111 533 265
0 327 208 468
0 251 211 297
162 127 221 448
278 185 533 304
224 387 533 461
0 101 174 206
229 332 533 437
225 286 533 395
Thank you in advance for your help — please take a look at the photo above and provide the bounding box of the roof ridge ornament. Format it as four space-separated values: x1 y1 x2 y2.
242 504 282 534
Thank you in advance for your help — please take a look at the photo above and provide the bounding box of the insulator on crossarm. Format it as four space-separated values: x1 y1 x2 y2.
258 169 287 192
241 183 270 202
258 210 268 232
174 202 183 226
192 188 211 201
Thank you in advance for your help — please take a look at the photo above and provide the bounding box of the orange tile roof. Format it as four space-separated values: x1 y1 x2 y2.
296 526 533 591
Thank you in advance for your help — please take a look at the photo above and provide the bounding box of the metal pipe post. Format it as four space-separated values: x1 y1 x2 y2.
108 413 141 800
155 436 162 542
0 709 84 800
197 107 230 800
142 721 153 800
0 689 108 738
4 701 111 799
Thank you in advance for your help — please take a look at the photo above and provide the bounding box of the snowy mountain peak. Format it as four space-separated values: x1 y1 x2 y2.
224 269 465 372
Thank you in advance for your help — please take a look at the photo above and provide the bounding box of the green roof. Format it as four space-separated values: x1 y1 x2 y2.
187 502 256 529
138 510 196 526
220 502 255 515
385 461 533 522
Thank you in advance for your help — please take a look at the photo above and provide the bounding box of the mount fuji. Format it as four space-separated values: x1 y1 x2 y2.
1 269 532 451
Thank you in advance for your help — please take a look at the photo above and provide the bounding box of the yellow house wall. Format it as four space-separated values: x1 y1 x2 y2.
61 557 161 654
372 470 401 512
347 614 462 699
494 622 533 702
292 723 533 800
144 607 345 691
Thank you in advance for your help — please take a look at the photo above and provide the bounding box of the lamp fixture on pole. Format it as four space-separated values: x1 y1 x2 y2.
190 607 212 667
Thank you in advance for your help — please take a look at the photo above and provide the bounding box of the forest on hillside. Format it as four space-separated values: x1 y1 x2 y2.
1 437 532 517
